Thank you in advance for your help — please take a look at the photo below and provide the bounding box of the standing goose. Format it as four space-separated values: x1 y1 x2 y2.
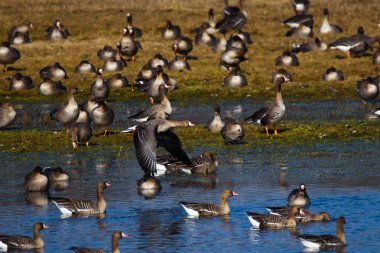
74 60 96 74
82 95 98 116
91 101 114 136
75 105 91 124
97 45 118 62
180 189 238 217
219 47 247 72
319 8 343 34
51 182 111 217
207 105 225 133
69 122 92 148
216 0 247 35
221 117 245 144
245 77 290 136
137 63 155 80
118 28 142 62
298 216 346 249
50 88 80 126
24 166 49 192
90 69 109 102
0 102 17 129
0 222 48 251
103 55 127 72
45 20 69 40
246 206 300 229
0 41 21 72
39 62 68 80
126 12 142 38
194 22 217 48
70 231 128 253
38 78 67 96
133 119 195 177
356 76 379 103
136 65 168 104
322 67 344 81
288 183 311 206
160 20 181 40
7 72 34 91
172 36 193 58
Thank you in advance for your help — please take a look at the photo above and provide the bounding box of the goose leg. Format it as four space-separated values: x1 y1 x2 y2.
274 127 278 135
103 129 108 136
72 142 78 149
265 127 269 136
132 56 136 62
86 141 90 147
2 66 7 72
150 97 154 105
346 51 351 59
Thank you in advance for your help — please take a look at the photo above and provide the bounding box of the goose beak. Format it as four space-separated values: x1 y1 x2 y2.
105 182 112 188
43 224 49 229
121 232 129 238
232 191 239 196
164 84 170 89
188 122 195 127
284 77 291 82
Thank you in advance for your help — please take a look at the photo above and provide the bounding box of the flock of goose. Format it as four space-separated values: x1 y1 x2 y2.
0 0 379 251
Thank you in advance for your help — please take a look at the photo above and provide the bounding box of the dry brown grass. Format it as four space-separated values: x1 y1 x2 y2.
1 0 380 103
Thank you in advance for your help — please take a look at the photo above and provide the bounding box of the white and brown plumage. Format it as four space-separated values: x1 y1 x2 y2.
168 55 191 71
223 68 247 88
172 36 193 57
246 206 300 229
207 105 225 133
91 101 114 136
266 207 331 223
292 0 310 15
275 50 300 66
9 31 31 45
0 41 21 72
51 182 111 217
7 72 34 91
45 20 69 40
283 14 313 28
106 73 129 89
133 119 195 177
44 167 69 183
126 12 142 38
322 67 344 81
91 69 109 102
136 65 170 103
180 189 238 217
319 8 343 34
298 216 346 249
70 230 128 253
0 222 48 251
50 88 80 126
69 122 92 148
245 77 289 136
38 78 67 96
0 102 16 129
221 117 245 144
288 183 311 206
356 76 379 103
272 68 292 83
8 20 33 44
97 45 118 62
160 20 181 40
148 54 169 69
24 166 49 192
40 62 68 80
118 28 142 61
216 0 247 35
74 60 96 74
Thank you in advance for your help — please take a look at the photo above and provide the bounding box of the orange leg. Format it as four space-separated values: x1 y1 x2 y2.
132 56 136 62
274 127 278 135
72 142 78 149
103 129 108 136
2 66 7 72
150 97 154 105
265 127 269 136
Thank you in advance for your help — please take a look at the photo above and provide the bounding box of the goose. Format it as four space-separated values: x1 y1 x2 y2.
69 122 92 148
266 207 331 223
233 30 253 45
180 189 238 217
8 20 33 42
322 67 344 81
7 72 34 91
148 54 169 69
91 101 114 136
38 78 67 96
126 12 142 38
82 95 98 117
193 8 217 35
39 62 68 80
298 216 346 249
0 102 17 129
97 45 118 62
272 68 292 83
194 22 217 48
90 69 109 102
118 28 142 62
292 0 310 15
75 105 91 124
133 119 195 177
168 55 191 71
0 41 21 72
43 167 69 182
70 231 128 253
106 73 129 89
364 106 380 120
245 77 290 135
74 60 96 74
285 23 313 38
219 47 247 72
373 49 380 64
221 117 245 144
207 105 225 133
215 0 247 35
356 76 379 103
282 14 313 28
223 68 247 88
172 36 193 57
226 35 248 54
246 206 300 229
136 65 169 104
212 36 227 53
50 88 80 126
160 20 181 40
319 8 343 34
24 166 49 192
292 37 328 54
288 183 311 206
51 182 111 217
0 222 48 251
9 31 31 45
45 20 69 40
137 174 162 190
103 55 127 72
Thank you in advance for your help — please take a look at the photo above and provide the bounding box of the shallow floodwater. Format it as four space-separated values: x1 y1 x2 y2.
0 139 379 252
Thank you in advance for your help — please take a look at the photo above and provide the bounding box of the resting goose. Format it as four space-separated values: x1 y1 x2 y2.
356 76 379 103
194 22 217 48
133 119 195 177
126 12 142 38
38 78 67 96
9 31 31 45
285 23 313 38
106 73 129 89
74 60 96 74
275 50 299 66
0 102 17 129
245 77 289 136
70 230 128 253
0 222 48 251
219 47 247 72
207 105 225 133
223 68 247 88
136 65 169 104
50 88 80 126
118 28 142 62
45 20 69 40
322 67 344 81
82 95 98 116
44 167 69 182
160 20 181 40
180 189 238 217
24 166 49 192
7 72 34 91
364 106 380 120
221 117 245 144
319 8 343 34
69 122 92 148
282 14 313 28
103 55 127 72
0 41 21 72
75 105 91 124
288 183 311 206
266 207 331 223
39 62 68 80
373 49 380 64
298 216 346 250
148 54 169 69
51 182 111 217
246 206 300 229
97 45 118 62
90 68 109 102
193 9 217 35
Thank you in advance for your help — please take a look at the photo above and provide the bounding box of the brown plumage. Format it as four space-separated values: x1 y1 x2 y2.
246 206 300 229
24 166 49 192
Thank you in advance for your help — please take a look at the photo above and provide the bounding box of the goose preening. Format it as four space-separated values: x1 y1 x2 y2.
292 37 328 54
216 0 247 35
246 206 300 229
221 117 245 144
298 216 346 250
180 189 238 217
319 8 343 34
172 36 193 58
160 20 181 40
245 77 290 136
356 76 379 103
50 88 80 126
38 78 67 96
7 72 34 91
24 166 49 192
74 60 96 74
0 222 48 251
51 182 111 217
8 20 33 44
0 102 17 129
39 62 68 80
207 105 225 133
70 230 128 253
45 19 69 40
194 22 217 48
0 41 21 72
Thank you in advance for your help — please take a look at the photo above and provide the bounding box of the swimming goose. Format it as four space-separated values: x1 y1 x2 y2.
45 20 69 40
168 55 191 71
39 62 68 80
319 8 343 34
283 14 313 28
180 189 238 217
298 216 346 249
246 206 300 229
91 101 114 135
292 0 310 15
292 37 328 54
90 68 109 102
9 31 31 45
266 207 331 223
69 122 92 148
356 76 379 103
216 0 247 35
97 45 118 62
0 222 48 251
51 182 111 217
322 67 344 81
0 41 21 72
133 119 195 177
44 167 69 183
172 36 193 57
126 12 142 38
70 231 128 253
148 54 169 69
0 102 17 129
24 166 49 192
50 88 80 126
245 77 289 135
106 73 129 89
285 23 313 38
221 117 245 144
194 22 217 48
207 105 225 133
288 183 311 206
103 54 127 72
272 68 292 83
223 67 247 88
7 72 34 91
118 28 142 62
8 20 33 42
74 60 96 74
38 78 67 96
161 20 181 40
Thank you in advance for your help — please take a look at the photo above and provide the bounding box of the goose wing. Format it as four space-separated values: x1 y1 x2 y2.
0 235 34 248
299 234 342 246
245 105 272 124
51 197 96 213
180 202 220 215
